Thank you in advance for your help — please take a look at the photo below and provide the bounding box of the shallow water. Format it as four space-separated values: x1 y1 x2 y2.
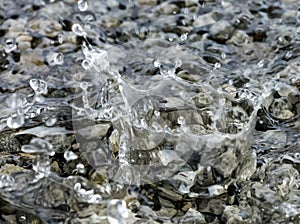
0 0 299 223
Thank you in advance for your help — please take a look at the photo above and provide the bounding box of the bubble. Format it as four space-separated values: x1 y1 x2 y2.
82 59 92 70
29 79 48 95
4 39 17 53
64 151 78 161
54 53 64 65
78 0 88 11
72 23 86 36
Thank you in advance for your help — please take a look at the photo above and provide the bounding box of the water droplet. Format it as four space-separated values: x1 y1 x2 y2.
80 81 89 91
45 117 57 127
64 151 78 161
107 200 128 224
54 53 64 65
78 0 88 11
285 51 293 59
22 138 54 155
154 110 160 117
7 112 24 129
88 194 102 203
29 79 48 95
18 216 26 223
32 154 51 178
4 39 17 53
76 163 86 174
57 33 63 43
175 58 182 67
221 52 226 59
214 62 221 69
82 59 92 70
74 182 81 191
72 23 86 36
178 116 185 125
84 23 91 29
257 60 264 68
153 59 160 68
180 33 188 41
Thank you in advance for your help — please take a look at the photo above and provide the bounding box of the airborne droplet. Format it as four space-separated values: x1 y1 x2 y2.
78 0 88 11
4 39 17 53
64 151 78 161
72 23 86 36
54 53 64 65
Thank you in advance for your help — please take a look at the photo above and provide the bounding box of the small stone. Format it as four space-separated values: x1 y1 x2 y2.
89 169 108 185
50 161 61 175
137 0 157 5
193 13 215 27
156 208 177 219
208 185 226 197
16 33 33 42
181 202 192 212
157 187 183 201
77 123 111 140
209 20 234 43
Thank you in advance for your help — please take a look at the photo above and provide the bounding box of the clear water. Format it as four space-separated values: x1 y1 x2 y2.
0 0 299 223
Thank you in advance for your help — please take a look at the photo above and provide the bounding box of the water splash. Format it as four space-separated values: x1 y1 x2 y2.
107 199 128 224
29 79 48 95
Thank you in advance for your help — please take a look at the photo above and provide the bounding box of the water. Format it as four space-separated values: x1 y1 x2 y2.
0 0 299 223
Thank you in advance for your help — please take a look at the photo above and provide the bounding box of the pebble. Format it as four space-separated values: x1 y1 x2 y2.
156 208 177 219
193 13 216 27
209 20 234 43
